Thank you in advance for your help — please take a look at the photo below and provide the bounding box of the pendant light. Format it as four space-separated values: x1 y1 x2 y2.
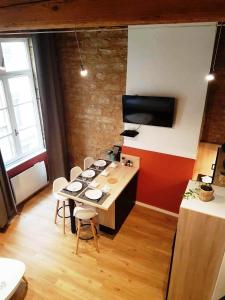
74 30 88 77
205 21 223 81
205 74 215 81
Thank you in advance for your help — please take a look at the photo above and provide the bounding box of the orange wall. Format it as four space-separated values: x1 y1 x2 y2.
122 146 195 213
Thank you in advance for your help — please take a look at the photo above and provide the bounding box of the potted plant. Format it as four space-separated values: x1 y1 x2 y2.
199 176 214 202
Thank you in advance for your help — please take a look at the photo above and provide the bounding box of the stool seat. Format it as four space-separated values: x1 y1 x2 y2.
53 193 69 202
74 206 97 220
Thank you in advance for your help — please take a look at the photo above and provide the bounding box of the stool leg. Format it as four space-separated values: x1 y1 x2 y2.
54 200 59 224
63 201 66 234
76 219 81 255
22 275 28 285
90 219 99 253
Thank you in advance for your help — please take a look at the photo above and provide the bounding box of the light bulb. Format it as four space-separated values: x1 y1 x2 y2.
205 74 215 81
80 68 88 77
80 64 88 77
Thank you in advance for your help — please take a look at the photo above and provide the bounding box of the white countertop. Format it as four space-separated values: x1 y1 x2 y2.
181 180 225 219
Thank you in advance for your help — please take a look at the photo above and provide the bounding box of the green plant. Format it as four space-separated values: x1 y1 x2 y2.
184 188 199 199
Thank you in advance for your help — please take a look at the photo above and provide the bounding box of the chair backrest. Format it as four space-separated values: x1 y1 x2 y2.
52 177 68 193
84 157 94 170
70 166 82 181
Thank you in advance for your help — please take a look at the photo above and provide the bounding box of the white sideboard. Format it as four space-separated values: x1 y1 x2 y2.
168 180 225 300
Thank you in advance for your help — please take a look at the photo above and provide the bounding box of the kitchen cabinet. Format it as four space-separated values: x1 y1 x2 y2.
168 180 225 300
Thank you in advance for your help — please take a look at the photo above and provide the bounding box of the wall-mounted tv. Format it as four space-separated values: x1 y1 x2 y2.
122 95 175 128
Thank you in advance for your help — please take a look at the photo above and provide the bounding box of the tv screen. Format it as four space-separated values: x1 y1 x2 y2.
122 95 175 128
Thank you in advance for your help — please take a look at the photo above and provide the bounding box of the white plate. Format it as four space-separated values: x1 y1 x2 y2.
67 181 82 192
81 169 96 178
94 160 107 167
85 189 102 200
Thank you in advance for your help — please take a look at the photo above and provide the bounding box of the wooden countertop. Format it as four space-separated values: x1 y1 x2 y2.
59 154 140 210
181 180 225 219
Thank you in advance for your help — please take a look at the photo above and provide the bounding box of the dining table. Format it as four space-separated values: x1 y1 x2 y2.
58 154 140 235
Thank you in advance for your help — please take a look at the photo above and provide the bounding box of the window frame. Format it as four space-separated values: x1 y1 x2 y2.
0 37 45 166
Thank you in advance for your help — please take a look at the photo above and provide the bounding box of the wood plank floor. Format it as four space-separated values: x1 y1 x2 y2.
0 186 177 300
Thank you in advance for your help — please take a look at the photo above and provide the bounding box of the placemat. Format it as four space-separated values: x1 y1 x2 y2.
78 188 110 204
89 159 112 171
61 181 88 197
76 169 101 183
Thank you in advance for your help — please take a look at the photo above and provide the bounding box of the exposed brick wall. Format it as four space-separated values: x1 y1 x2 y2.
201 27 225 144
55 30 127 168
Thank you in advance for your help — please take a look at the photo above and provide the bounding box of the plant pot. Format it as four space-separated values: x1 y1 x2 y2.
199 185 214 202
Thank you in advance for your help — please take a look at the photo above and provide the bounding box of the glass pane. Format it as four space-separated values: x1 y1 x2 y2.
0 135 15 163
0 109 11 137
8 76 33 105
0 81 6 108
19 126 39 154
14 102 36 130
1 41 29 72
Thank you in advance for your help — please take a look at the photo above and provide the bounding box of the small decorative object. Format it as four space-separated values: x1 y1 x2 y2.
107 150 115 161
110 161 117 168
121 156 126 166
199 176 214 202
107 177 118 184
126 160 133 167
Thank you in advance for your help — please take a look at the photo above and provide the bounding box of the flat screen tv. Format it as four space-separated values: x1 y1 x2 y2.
122 95 175 128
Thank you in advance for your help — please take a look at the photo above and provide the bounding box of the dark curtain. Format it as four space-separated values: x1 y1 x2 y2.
32 34 68 182
0 150 17 230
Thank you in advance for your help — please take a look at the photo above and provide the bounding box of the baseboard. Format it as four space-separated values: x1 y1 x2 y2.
135 201 179 218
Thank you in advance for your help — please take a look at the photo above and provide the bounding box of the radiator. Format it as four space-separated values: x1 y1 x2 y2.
11 161 48 204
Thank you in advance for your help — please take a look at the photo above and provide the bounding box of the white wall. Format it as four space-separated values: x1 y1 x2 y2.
124 24 216 159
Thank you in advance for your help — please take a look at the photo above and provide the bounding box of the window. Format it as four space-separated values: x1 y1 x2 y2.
0 38 45 166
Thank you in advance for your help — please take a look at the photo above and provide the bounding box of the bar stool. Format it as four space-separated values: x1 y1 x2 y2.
74 206 99 254
70 166 82 182
52 177 69 234
84 157 94 169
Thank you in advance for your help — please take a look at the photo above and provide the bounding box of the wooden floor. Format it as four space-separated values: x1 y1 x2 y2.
0 187 177 300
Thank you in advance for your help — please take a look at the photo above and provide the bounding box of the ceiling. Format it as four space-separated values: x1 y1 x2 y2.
0 0 225 32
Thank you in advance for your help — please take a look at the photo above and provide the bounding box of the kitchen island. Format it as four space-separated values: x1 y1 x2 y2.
59 154 140 234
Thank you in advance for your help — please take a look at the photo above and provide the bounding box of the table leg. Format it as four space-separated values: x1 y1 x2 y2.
68 199 76 234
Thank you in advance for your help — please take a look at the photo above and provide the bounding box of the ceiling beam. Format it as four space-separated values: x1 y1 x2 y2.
0 0 224 32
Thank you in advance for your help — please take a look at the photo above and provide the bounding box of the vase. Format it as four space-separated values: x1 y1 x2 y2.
199 187 214 202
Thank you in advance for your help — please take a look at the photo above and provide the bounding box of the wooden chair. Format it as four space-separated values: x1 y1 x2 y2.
70 166 82 182
74 206 99 254
84 157 94 170
52 177 69 234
